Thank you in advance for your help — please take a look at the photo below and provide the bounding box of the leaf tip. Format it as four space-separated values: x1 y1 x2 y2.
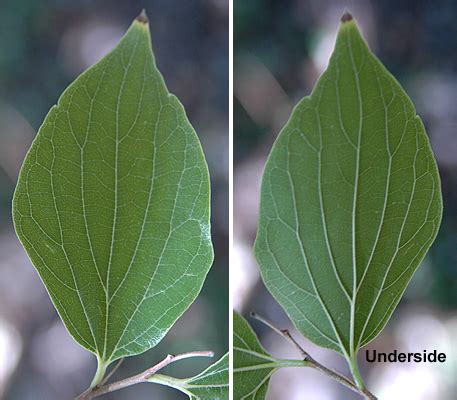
340 10 353 23
136 8 149 25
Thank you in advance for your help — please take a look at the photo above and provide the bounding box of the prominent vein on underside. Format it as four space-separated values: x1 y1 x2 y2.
234 347 276 362
234 322 271 360
356 75 402 295
361 212 435 346
264 225 315 298
103 34 141 360
362 229 431 346
347 31 362 358
353 62 394 347
264 216 340 347
358 125 435 348
284 137 349 359
186 384 229 391
234 329 251 350
381 205 435 291
315 107 352 302
235 364 278 373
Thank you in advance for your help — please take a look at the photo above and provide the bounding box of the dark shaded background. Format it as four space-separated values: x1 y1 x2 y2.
0 0 228 399
234 0 457 399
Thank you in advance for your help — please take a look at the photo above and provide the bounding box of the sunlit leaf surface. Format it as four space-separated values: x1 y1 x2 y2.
13 14 213 366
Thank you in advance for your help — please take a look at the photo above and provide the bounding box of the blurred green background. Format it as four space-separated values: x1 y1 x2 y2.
234 1 457 399
0 0 228 399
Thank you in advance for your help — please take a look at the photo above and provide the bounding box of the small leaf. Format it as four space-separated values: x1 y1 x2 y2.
148 353 229 399
234 312 300 399
12 13 213 366
254 13 442 372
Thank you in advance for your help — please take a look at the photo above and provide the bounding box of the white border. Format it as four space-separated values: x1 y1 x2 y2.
228 0 233 398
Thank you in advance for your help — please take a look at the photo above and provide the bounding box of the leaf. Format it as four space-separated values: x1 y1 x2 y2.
234 312 275 399
12 12 213 367
254 12 442 371
233 312 301 399
148 353 229 399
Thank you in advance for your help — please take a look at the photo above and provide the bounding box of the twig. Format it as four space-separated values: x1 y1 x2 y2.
74 350 214 400
99 358 124 386
250 312 377 400
250 312 310 359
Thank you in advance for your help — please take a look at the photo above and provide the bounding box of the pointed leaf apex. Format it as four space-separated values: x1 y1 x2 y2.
136 9 149 24
13 4 214 361
341 11 353 23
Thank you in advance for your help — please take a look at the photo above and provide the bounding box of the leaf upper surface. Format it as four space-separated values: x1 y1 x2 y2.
254 17 442 361
13 17 213 363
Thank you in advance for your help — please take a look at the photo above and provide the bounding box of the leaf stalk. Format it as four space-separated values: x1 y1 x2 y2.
74 350 214 400
90 357 108 389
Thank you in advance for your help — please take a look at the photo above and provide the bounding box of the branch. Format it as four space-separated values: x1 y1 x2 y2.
75 350 214 400
250 312 377 400
99 358 124 386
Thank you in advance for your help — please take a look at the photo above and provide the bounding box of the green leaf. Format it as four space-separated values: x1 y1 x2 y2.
148 353 229 399
233 312 302 399
12 13 213 367
254 13 442 372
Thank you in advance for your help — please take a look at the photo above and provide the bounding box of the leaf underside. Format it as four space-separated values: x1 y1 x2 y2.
13 17 213 364
149 353 229 399
234 312 282 400
254 17 442 363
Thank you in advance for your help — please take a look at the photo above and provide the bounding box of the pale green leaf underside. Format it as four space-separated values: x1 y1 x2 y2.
149 353 228 399
13 18 213 363
234 312 282 400
254 18 442 362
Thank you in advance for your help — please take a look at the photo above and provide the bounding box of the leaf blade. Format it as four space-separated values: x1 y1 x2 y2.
254 15 442 364
13 16 213 363
234 312 283 400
